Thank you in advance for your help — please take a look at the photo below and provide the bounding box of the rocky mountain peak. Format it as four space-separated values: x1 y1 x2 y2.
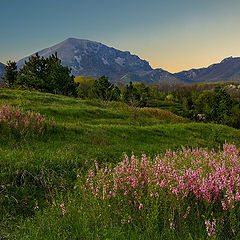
17 38 154 82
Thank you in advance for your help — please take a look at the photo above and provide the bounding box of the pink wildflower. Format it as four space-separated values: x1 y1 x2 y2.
60 203 66 215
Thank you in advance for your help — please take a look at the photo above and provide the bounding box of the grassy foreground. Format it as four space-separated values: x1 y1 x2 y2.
1 88 240 239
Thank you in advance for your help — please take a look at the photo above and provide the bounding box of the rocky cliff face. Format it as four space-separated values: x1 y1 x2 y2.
17 38 178 84
17 38 153 81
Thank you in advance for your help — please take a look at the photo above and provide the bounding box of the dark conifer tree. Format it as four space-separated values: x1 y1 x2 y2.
16 52 76 96
90 75 120 101
3 61 18 87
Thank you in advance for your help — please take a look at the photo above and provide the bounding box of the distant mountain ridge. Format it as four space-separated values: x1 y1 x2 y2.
16 38 240 84
0 62 5 81
174 56 240 83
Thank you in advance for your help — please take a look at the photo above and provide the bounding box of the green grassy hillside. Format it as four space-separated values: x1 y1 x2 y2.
1 88 240 238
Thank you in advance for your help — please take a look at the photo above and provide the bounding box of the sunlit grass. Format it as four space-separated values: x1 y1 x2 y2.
1 88 240 239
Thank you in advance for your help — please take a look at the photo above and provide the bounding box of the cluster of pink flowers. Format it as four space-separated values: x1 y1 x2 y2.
81 143 240 235
84 143 240 209
205 219 216 236
169 218 175 230
0 105 55 135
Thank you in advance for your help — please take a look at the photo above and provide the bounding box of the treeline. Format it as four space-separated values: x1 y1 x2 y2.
76 76 150 107
2 54 240 128
172 85 240 128
3 53 76 96
76 77 240 128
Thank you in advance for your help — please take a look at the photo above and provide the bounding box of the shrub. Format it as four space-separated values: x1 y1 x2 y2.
0 105 55 137
14 143 240 239
75 143 240 238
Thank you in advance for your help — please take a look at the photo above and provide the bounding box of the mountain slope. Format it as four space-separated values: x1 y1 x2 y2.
17 38 240 85
0 62 5 81
175 57 240 83
17 38 151 81
17 38 178 84
118 68 180 85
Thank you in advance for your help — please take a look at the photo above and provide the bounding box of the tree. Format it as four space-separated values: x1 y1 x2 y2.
45 53 76 96
16 52 76 96
133 82 150 107
225 104 240 128
16 53 46 90
192 87 233 124
192 91 213 120
2 61 18 87
122 82 140 106
210 87 233 124
76 76 95 99
90 75 120 101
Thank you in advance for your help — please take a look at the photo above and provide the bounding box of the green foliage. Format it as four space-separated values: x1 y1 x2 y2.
160 83 240 129
90 75 120 101
133 82 150 107
192 87 235 126
1 88 240 238
165 93 174 101
122 81 150 107
75 76 95 99
211 87 233 124
16 53 46 90
2 61 18 87
74 75 95 83
16 53 76 96
122 81 139 106
45 53 76 96
225 104 240 128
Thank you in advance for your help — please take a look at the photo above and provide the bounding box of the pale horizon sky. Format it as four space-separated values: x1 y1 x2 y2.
1 0 240 73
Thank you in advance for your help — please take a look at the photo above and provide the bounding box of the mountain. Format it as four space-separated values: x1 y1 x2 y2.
17 38 178 84
17 38 240 85
118 68 179 85
0 62 5 81
174 56 240 83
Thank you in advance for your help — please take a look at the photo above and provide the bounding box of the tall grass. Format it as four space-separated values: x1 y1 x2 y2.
15 143 240 239
1 88 240 239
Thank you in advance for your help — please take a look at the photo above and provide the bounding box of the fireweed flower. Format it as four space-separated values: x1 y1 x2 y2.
60 203 66 215
80 143 240 235
83 143 240 208
183 206 191 219
169 218 175 230
0 105 54 135
205 219 216 236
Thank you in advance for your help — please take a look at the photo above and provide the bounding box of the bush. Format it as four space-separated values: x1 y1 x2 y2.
0 105 55 137
76 143 240 238
17 143 240 239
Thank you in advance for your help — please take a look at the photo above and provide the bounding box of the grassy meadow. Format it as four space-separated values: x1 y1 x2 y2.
1 88 240 239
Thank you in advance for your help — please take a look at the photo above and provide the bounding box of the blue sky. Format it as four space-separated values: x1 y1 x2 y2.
1 0 240 72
